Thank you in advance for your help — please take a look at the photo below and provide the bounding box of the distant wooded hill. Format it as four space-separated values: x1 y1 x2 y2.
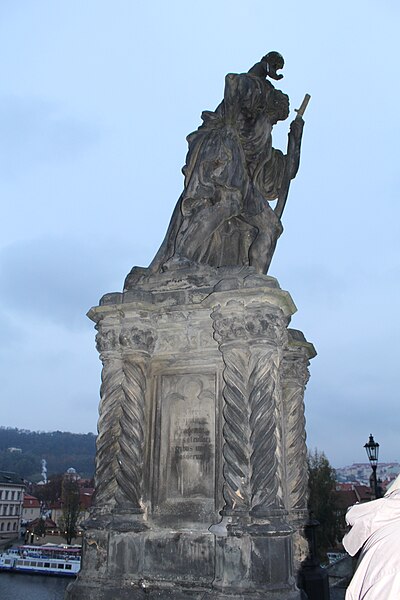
0 427 96 481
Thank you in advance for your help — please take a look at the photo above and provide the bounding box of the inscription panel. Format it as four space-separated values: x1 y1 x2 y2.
157 373 216 507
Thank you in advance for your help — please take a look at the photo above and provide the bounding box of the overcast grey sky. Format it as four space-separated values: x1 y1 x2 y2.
0 1 399 467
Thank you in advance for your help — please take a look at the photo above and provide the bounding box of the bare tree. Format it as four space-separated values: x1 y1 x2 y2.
308 449 340 562
60 472 81 545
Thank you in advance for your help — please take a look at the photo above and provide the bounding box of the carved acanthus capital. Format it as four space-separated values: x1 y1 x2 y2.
211 309 247 344
212 301 286 347
244 310 286 345
119 325 156 354
281 350 310 387
96 328 120 353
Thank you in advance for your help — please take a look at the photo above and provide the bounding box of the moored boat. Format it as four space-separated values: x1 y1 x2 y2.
0 543 81 576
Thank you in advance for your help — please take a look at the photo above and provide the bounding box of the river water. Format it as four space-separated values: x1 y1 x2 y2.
0 573 70 599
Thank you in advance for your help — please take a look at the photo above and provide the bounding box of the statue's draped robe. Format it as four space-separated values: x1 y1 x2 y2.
150 72 287 273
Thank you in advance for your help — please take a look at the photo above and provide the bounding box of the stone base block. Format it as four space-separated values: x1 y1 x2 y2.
66 522 303 600
69 267 315 600
66 580 304 600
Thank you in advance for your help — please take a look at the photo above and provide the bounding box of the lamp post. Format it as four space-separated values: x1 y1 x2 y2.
364 434 380 499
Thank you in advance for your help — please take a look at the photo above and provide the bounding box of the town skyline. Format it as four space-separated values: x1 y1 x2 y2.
0 425 397 471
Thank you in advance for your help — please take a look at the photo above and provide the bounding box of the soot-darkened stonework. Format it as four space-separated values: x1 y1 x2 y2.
66 52 314 600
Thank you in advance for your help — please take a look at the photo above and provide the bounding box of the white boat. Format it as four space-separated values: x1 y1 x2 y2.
0 543 81 576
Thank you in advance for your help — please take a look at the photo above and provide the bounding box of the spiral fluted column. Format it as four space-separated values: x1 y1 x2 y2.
281 329 316 566
91 315 156 525
211 300 287 519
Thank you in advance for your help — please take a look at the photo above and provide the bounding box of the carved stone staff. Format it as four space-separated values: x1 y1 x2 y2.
275 93 311 220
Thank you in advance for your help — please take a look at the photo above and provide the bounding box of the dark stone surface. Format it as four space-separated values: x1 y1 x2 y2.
66 579 304 600
329 587 346 600
68 267 315 599
124 52 306 289
68 53 312 600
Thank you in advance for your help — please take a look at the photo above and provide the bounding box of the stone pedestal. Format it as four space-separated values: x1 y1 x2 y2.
66 266 315 600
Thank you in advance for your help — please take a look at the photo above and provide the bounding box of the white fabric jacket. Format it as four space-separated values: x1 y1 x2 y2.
343 489 400 599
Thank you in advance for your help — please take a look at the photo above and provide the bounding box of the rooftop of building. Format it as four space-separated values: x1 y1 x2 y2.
0 471 25 486
23 494 40 508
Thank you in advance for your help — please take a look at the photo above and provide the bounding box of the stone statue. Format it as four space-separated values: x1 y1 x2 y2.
128 52 307 287
67 53 315 600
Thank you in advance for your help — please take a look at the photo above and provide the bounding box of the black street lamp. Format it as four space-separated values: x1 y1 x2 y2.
364 434 380 499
